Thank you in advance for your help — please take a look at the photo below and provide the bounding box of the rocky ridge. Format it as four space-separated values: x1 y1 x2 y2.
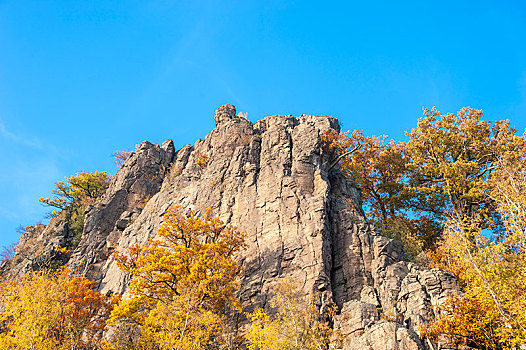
6 104 460 350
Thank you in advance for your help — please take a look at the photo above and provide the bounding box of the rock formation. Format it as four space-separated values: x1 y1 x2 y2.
5 104 460 349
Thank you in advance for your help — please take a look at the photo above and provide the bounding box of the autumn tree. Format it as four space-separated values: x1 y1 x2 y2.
39 171 109 246
106 206 245 350
423 217 526 348
113 150 133 168
245 278 336 350
320 129 443 258
405 107 526 242
39 171 109 214
322 107 526 261
418 110 526 349
0 268 117 350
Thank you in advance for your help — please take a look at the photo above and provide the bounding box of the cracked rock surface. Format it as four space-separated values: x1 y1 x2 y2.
5 104 460 349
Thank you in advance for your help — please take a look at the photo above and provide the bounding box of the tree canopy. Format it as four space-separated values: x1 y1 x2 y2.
405 107 526 240
324 107 526 349
39 171 109 215
106 206 246 350
0 268 117 350
321 127 443 258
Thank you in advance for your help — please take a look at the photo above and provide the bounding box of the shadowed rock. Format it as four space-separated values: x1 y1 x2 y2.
4 104 461 350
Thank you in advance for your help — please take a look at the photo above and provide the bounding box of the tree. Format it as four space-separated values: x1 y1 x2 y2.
405 107 526 241
106 206 245 350
39 171 109 214
245 278 336 350
420 112 526 349
39 171 109 247
320 129 443 258
0 241 17 264
0 268 117 350
423 218 526 349
113 150 133 168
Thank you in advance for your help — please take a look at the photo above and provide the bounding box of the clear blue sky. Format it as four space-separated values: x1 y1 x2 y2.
1 0 526 247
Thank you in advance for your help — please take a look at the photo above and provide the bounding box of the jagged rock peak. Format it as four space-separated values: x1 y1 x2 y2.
214 103 239 126
2 105 462 350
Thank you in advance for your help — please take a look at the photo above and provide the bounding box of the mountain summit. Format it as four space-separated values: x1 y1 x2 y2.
4 105 459 349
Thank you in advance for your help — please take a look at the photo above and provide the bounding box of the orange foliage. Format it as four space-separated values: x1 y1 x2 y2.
196 151 209 168
0 268 117 349
421 293 505 349
321 128 443 258
107 206 245 349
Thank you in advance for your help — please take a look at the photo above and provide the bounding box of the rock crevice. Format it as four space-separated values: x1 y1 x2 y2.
5 104 460 350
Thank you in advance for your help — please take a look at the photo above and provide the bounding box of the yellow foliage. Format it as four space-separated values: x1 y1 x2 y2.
0 269 117 350
424 227 526 348
107 206 245 349
196 151 209 168
39 171 109 214
245 278 336 350
320 128 443 258
415 109 526 348
425 165 526 348
406 107 526 239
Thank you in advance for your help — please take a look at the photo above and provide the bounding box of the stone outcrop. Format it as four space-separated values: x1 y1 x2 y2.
5 104 461 349
1 220 68 278
67 140 174 282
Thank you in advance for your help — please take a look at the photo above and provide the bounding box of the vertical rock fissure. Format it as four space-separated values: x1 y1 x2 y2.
3 106 462 350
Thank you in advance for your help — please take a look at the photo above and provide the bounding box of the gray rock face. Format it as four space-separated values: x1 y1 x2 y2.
5 104 460 349
2 220 69 278
67 140 175 282
214 103 239 126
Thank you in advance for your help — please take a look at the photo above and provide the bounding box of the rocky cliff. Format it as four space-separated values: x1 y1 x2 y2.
6 104 460 350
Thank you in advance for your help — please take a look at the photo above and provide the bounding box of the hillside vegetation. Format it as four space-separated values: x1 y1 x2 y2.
1 107 525 350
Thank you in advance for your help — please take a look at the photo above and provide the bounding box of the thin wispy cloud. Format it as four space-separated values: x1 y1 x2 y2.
0 116 42 149
0 115 69 159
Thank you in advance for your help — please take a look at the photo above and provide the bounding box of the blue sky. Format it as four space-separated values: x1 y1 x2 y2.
1 0 526 247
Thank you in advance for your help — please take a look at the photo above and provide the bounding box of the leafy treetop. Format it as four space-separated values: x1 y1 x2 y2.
107 205 246 350
406 107 526 239
39 171 109 216
0 268 117 350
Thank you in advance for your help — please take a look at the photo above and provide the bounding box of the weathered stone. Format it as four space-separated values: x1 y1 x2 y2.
3 104 462 349
334 300 379 337
2 218 69 278
214 103 237 126
67 140 174 282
